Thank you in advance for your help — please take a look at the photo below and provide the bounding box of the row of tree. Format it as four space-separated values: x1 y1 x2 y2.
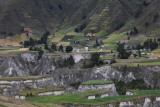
58 55 75 67
24 31 50 48
83 53 104 68
136 38 159 51
117 42 131 59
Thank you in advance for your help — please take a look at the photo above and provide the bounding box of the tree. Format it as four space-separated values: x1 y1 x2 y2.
62 55 75 67
26 93 29 98
79 23 86 31
44 44 49 50
68 55 75 66
153 13 159 23
117 42 131 59
143 1 149 7
38 49 44 60
138 50 141 57
59 45 63 52
95 39 100 47
75 28 79 33
145 22 149 27
66 46 73 53
91 53 101 66
29 47 33 51
41 30 50 44
135 7 142 18
51 44 57 51
30 92 33 97
133 26 138 35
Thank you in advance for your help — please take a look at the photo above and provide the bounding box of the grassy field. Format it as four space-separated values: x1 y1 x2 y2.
0 75 49 81
0 48 32 55
128 61 160 66
51 33 65 43
95 30 108 37
73 33 85 42
28 90 160 105
18 87 64 96
8 50 37 55
82 80 113 85
112 58 158 67
51 27 75 43
103 32 126 50
85 56 113 60
82 91 106 98
66 31 76 36
56 42 70 46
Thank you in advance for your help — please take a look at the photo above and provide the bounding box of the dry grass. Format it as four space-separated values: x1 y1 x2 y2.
56 42 70 46
0 96 36 107
0 48 28 54
112 58 157 67
18 87 64 96
0 37 21 47
0 75 49 81
66 31 76 36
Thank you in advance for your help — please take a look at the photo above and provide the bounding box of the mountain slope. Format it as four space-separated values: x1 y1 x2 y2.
0 0 144 37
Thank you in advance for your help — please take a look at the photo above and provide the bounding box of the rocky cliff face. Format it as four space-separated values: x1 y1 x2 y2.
1 53 160 88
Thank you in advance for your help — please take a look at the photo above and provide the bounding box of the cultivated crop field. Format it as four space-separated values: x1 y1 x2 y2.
103 32 126 50
82 80 113 85
51 27 75 43
27 90 160 105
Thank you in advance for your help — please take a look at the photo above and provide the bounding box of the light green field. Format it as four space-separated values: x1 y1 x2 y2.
51 33 65 43
18 87 64 96
82 80 113 85
28 90 160 105
128 61 160 66
66 31 76 36
85 56 113 60
95 30 108 37
58 27 74 34
82 91 106 98
0 75 49 81
103 32 126 50
73 33 85 41
51 27 75 43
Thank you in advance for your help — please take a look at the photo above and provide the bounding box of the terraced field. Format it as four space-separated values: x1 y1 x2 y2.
51 27 75 43
0 75 49 81
82 80 113 85
27 90 160 105
103 32 126 50
18 87 64 96
112 58 158 67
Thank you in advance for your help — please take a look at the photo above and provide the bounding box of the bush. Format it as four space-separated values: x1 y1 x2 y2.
110 58 116 64
66 46 73 53
114 79 151 95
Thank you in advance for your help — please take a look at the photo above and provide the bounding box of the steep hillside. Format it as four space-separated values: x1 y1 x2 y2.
134 0 160 36
0 0 139 37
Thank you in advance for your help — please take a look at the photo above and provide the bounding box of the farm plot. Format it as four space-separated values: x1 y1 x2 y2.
61 35 74 42
56 42 70 47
